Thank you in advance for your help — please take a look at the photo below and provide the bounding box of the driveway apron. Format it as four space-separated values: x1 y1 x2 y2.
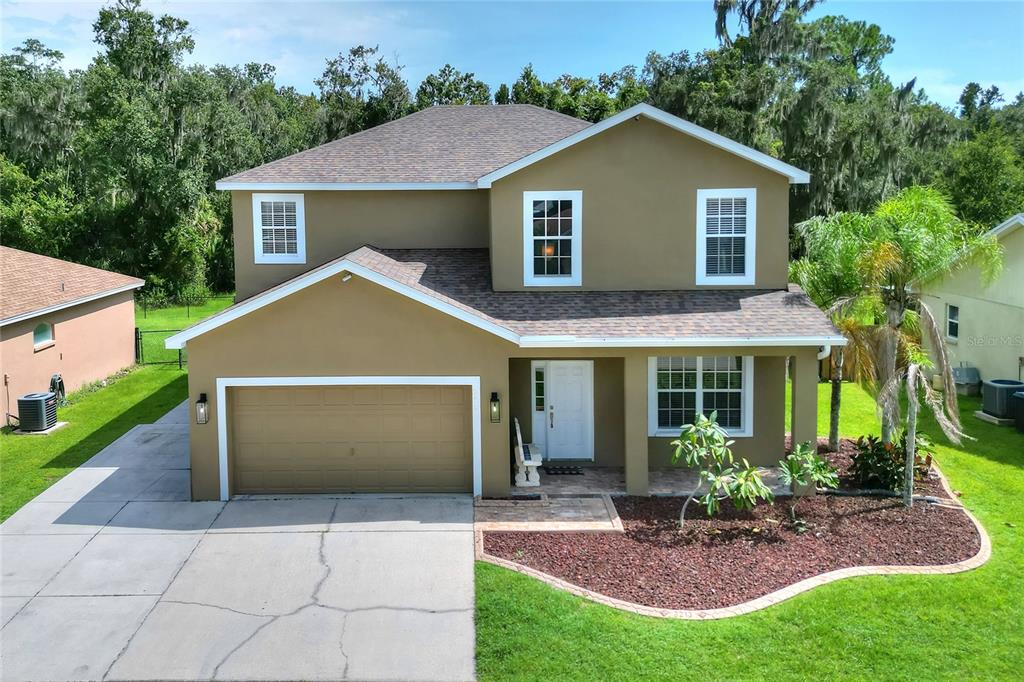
1 402 476 681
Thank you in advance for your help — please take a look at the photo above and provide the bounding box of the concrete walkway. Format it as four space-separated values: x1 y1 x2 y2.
1 403 476 681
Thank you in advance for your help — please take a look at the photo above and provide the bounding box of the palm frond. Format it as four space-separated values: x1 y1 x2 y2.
918 300 962 432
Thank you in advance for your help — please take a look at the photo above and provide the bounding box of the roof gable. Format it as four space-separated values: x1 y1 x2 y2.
476 103 809 186
987 213 1024 241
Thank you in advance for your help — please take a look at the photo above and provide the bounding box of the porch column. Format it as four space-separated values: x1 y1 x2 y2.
789 350 818 449
624 354 649 496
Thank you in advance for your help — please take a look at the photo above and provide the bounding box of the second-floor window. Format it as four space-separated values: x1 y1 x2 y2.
252 193 306 264
522 190 582 286
696 188 756 286
946 303 960 341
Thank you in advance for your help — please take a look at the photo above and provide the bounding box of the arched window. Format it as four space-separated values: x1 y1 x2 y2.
33 323 53 347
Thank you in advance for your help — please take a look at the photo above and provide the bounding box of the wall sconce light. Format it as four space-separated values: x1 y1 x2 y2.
489 392 501 423
195 393 209 425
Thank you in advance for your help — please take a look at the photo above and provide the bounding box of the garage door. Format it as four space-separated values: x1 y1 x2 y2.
230 384 472 494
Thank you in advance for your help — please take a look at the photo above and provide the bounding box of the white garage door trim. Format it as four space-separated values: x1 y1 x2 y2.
216 376 482 501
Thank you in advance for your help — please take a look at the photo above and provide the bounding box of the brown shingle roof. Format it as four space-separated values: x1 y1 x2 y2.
219 105 592 185
346 248 841 340
1 247 144 324
169 246 843 348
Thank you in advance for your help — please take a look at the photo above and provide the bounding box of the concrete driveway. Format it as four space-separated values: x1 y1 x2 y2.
1 404 476 681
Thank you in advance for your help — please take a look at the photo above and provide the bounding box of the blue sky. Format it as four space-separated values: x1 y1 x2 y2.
2 1 1022 109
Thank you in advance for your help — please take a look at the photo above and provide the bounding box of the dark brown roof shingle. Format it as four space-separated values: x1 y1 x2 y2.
219 105 591 185
1 247 144 323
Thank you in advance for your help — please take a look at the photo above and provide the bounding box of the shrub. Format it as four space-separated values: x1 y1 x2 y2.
851 432 935 491
778 441 840 527
670 411 774 527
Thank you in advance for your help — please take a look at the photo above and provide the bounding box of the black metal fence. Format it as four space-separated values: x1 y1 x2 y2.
135 328 185 368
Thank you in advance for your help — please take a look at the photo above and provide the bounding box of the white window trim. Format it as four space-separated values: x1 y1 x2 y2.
252 193 306 265
647 356 755 438
946 303 960 343
215 376 482 501
522 190 583 287
695 188 756 286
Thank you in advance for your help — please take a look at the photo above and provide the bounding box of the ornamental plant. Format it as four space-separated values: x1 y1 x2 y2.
851 431 935 493
777 441 840 527
671 411 774 529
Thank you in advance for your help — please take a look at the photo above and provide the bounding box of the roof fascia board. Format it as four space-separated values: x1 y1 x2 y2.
517 335 847 348
985 214 1024 240
0 281 145 327
477 103 810 187
215 181 478 191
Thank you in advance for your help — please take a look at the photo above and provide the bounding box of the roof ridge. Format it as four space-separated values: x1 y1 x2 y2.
0 245 143 282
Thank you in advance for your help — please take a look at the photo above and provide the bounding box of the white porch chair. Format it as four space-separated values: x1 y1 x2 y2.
513 417 542 487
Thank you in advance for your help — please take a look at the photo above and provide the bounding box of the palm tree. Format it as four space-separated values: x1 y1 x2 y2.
793 187 1002 467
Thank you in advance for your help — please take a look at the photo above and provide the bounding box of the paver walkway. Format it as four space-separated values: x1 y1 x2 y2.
1 403 476 681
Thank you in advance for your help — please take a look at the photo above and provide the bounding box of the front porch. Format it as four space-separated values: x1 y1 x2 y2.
506 348 821 497
520 465 788 497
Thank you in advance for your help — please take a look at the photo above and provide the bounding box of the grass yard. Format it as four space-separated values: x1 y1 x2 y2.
135 295 234 364
476 382 1024 680
0 365 187 521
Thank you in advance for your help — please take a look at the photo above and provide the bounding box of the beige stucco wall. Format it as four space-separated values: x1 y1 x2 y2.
232 190 489 300
0 290 137 422
185 272 819 499
920 226 1024 381
488 116 792 291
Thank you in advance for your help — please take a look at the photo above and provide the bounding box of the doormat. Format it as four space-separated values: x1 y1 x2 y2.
541 465 584 476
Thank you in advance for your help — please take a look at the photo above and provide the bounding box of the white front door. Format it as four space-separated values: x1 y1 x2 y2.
544 361 594 460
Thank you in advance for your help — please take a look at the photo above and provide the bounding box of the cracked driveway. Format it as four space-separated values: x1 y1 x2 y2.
1 405 476 681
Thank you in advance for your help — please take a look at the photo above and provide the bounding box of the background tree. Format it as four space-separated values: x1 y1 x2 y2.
414 64 490 107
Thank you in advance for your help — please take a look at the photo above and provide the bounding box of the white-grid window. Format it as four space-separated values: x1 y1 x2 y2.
648 356 754 436
946 304 960 340
696 188 756 285
522 190 582 286
252 193 305 264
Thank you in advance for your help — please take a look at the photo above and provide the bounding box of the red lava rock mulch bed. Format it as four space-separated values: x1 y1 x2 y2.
483 486 980 610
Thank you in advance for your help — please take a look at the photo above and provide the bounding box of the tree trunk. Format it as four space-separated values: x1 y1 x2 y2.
881 302 904 444
679 481 702 529
904 371 919 508
829 347 844 451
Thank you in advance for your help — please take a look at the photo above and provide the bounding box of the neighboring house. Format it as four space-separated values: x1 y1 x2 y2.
166 103 844 501
1 247 144 423
920 213 1024 382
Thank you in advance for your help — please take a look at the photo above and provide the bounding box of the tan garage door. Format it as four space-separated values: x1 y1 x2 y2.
230 384 472 494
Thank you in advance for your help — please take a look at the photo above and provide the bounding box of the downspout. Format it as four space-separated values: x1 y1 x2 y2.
817 344 832 361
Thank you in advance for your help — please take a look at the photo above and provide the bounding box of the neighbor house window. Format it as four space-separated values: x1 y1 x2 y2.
522 190 582 286
696 188 756 286
648 356 754 436
33 322 53 347
946 304 960 341
252 193 306 264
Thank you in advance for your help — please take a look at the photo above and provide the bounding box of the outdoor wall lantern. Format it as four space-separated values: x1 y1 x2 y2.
489 392 501 423
195 393 209 425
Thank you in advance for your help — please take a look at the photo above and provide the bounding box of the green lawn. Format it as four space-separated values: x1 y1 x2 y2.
0 365 188 521
135 296 234 364
476 383 1024 680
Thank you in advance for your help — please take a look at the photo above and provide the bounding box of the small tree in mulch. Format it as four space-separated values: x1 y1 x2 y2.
670 411 775 529
777 441 840 530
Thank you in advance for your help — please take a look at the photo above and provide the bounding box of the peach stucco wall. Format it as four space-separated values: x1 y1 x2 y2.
1 290 137 422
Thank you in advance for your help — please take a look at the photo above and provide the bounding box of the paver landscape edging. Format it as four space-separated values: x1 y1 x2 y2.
474 464 992 620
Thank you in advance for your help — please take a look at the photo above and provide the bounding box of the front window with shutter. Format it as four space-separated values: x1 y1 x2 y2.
251 193 306 264
696 188 756 285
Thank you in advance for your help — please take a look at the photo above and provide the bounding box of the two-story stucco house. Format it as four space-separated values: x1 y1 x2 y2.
166 103 845 501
